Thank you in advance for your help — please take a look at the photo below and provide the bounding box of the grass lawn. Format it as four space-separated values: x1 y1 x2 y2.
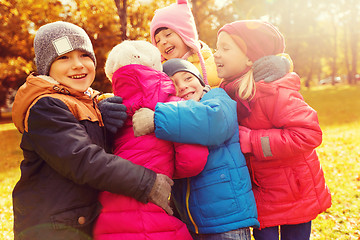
301 85 360 239
0 85 359 239
0 120 22 240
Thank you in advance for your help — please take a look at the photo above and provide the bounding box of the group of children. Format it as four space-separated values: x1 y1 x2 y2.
11 0 331 239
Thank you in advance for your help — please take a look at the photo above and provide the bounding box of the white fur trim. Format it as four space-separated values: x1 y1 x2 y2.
37 75 60 84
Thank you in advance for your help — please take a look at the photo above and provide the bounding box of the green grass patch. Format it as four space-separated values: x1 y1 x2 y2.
301 85 360 239
1 85 359 239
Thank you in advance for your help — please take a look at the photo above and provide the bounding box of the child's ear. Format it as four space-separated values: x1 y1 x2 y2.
246 58 253 67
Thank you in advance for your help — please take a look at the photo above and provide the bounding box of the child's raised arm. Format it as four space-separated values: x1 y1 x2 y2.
133 88 238 147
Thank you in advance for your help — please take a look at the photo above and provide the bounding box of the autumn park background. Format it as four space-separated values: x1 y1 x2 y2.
1 0 360 239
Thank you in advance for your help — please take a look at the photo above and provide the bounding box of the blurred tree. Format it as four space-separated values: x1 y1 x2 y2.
320 2 341 85
190 0 265 48
0 0 168 96
191 0 225 48
1 0 360 103
233 0 360 86
114 0 128 40
127 0 171 40
346 0 359 84
0 0 65 110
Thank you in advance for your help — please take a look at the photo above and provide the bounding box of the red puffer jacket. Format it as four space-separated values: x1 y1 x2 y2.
239 73 331 228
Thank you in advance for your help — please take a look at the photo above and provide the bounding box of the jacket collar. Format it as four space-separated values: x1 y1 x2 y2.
12 73 99 133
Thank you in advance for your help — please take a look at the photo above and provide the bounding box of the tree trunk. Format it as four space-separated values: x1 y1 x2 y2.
349 1 358 84
330 14 337 85
305 56 314 88
114 0 128 40
191 0 200 39
343 24 351 84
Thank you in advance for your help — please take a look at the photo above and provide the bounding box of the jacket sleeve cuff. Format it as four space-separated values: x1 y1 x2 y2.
239 126 252 153
137 169 157 203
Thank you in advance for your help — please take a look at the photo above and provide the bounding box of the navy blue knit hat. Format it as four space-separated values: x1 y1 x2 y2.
162 58 205 86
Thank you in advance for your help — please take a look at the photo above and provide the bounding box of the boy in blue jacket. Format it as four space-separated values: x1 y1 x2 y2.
133 58 259 240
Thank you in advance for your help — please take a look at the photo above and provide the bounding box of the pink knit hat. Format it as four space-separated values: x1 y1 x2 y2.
150 0 208 84
218 20 285 62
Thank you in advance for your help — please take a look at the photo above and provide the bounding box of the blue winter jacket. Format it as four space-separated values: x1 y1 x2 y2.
154 88 260 234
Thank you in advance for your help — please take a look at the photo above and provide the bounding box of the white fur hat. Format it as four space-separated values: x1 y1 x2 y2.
104 40 163 81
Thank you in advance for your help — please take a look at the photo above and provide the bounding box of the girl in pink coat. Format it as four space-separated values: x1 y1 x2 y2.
93 40 209 240
214 20 331 240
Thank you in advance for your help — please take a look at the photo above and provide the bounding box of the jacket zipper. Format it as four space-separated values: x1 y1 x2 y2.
186 178 199 234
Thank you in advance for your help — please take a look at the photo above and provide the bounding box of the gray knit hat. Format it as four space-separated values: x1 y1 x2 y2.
34 21 96 75
162 58 205 86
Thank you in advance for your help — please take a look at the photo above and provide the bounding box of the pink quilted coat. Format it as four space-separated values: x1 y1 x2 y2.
239 73 331 228
93 64 208 240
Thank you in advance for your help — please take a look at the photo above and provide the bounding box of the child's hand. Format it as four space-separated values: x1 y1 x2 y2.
98 96 127 134
253 55 291 82
133 108 155 137
148 174 174 215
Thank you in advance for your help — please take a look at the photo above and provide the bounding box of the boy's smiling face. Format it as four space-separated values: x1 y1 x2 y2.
49 50 95 92
154 28 190 60
171 71 204 101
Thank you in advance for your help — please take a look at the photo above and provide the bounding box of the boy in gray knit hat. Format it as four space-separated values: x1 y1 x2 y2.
11 21 175 240
34 21 132 134
34 21 97 76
